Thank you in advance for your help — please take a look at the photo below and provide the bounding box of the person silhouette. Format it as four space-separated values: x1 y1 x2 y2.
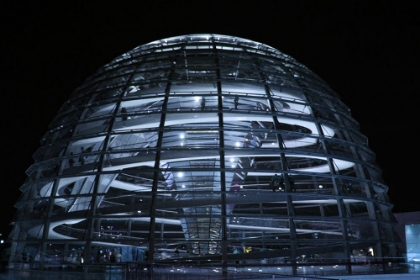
287 174 295 191
79 147 86 165
270 174 284 192
121 107 128 121
69 152 75 167
270 174 279 192
201 97 206 110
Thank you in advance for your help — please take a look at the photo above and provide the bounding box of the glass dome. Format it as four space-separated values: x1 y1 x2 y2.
8 34 397 273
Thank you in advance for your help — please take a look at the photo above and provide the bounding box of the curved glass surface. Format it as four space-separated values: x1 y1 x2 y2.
8 34 397 272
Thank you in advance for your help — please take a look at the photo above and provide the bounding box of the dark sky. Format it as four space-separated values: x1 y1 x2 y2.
1 1 419 235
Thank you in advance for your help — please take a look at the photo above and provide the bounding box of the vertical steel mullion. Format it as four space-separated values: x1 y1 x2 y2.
253 50 299 274
331 109 386 264
148 53 177 262
242 44 300 273
83 65 140 263
212 38 228 278
83 51 152 263
313 120 353 274
148 82 170 262
267 88 299 275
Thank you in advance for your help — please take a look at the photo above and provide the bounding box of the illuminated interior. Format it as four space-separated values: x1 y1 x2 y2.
9 34 398 271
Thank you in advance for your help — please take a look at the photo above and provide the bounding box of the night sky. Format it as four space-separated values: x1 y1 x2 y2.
2 1 419 236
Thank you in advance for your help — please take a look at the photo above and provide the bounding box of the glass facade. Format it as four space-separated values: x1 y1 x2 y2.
8 34 398 272
406 224 420 262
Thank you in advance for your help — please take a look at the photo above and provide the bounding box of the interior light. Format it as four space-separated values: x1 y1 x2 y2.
368 247 374 256
319 185 323 188
178 172 184 178
180 134 185 139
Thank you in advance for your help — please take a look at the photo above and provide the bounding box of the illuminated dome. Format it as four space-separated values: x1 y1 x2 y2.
9 34 398 274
